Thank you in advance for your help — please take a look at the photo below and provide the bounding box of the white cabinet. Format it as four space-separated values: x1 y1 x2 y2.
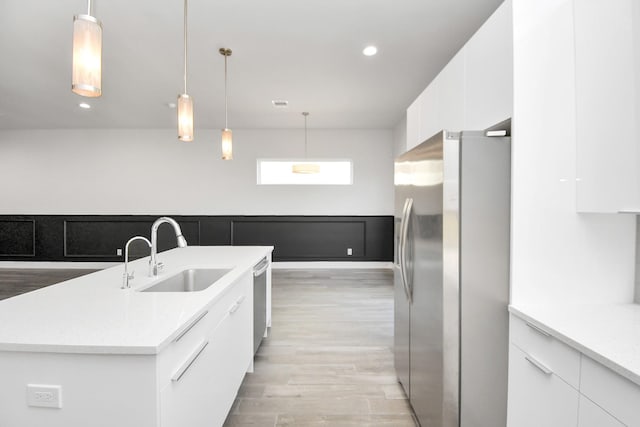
415 52 465 145
410 49 465 151
507 315 581 427
417 79 440 145
464 0 513 130
404 0 513 154
430 52 465 137
574 0 640 212
579 355 640 427
507 344 579 427
508 314 640 427
578 396 624 427
160 271 252 427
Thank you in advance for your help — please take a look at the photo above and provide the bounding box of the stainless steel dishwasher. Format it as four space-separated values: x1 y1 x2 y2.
253 257 269 355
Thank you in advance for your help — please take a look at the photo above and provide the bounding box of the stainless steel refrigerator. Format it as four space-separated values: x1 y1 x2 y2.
394 130 511 427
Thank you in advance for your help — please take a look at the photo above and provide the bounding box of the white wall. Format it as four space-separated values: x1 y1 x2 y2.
392 114 407 158
510 0 636 305
0 128 393 216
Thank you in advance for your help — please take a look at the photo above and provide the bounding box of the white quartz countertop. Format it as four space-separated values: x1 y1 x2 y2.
509 303 640 386
0 246 272 355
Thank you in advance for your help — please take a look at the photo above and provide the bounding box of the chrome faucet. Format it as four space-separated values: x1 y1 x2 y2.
122 236 151 289
149 216 188 277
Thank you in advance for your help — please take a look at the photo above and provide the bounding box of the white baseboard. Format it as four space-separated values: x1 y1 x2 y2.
0 261 118 269
272 261 393 270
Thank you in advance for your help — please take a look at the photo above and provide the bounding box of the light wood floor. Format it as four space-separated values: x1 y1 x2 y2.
224 269 415 427
0 269 99 300
0 268 415 426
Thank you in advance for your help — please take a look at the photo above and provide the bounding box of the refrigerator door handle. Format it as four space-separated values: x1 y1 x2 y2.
397 198 409 269
398 198 410 300
400 198 414 302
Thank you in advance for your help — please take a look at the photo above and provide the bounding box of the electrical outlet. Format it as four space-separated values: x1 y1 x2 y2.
116 248 123 256
27 384 62 408
347 248 353 256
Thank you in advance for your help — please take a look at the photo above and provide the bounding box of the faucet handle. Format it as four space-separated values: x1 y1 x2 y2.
148 260 165 276
122 271 135 289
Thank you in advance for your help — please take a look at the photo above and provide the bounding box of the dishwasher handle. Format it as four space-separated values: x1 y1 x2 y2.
253 257 269 277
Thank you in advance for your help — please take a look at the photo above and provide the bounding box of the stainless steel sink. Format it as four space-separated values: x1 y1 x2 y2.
140 268 232 292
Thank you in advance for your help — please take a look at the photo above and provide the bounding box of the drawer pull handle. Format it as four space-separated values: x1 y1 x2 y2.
253 257 270 277
174 310 208 343
228 295 246 314
525 355 552 375
171 341 209 382
525 321 551 338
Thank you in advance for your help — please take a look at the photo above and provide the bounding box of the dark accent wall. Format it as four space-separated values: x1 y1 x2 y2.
0 215 393 262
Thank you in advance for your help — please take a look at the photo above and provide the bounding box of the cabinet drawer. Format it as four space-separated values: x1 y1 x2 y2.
157 275 250 387
509 314 580 388
161 276 252 427
580 355 640 427
578 395 624 427
507 344 579 427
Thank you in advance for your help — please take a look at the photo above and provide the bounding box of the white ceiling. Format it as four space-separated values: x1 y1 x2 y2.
0 0 504 130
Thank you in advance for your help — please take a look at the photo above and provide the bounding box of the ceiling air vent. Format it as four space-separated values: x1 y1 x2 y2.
272 100 289 108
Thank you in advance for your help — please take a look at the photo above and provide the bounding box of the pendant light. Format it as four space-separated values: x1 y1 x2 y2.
72 0 102 97
177 0 193 142
220 48 233 160
292 112 320 174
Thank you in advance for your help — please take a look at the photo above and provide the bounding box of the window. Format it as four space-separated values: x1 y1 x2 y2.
257 159 353 185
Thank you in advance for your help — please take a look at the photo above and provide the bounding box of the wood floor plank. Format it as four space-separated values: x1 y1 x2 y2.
0 269 99 300
224 269 415 427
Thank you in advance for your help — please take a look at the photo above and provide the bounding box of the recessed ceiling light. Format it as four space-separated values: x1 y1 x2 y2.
78 102 91 109
363 46 378 56
272 100 289 108
167 102 177 109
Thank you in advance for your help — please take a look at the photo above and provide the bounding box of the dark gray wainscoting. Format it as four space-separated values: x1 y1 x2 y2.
0 215 393 262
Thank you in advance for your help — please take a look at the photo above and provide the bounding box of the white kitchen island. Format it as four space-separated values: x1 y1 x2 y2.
0 246 273 427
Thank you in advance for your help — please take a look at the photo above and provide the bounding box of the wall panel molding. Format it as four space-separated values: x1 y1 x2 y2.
0 219 35 257
0 215 393 262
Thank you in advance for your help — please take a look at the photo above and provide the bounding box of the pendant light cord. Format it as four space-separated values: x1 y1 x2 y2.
303 112 309 158
87 0 92 15
224 53 228 129
183 0 188 94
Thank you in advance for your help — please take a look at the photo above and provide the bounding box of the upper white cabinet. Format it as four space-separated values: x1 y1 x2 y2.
416 75 441 146
405 0 513 152
464 0 513 130
575 0 640 212
416 53 465 148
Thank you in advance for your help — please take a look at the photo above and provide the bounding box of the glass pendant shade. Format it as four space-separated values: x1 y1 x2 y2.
177 94 193 142
72 14 102 97
292 163 321 174
220 48 233 160
292 112 320 174
221 129 233 160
